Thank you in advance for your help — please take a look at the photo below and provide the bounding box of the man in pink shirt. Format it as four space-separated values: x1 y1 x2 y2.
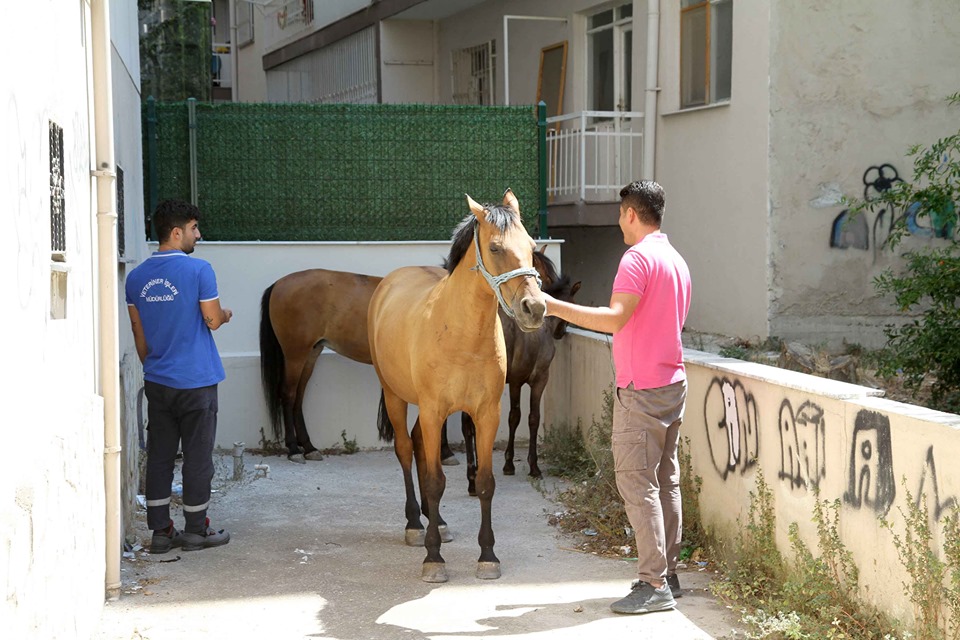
543 180 691 615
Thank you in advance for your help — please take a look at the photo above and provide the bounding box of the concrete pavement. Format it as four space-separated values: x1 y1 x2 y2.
96 449 744 639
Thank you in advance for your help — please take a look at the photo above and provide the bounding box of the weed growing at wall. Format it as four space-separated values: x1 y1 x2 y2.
883 480 960 640
712 475 905 639
542 389 709 563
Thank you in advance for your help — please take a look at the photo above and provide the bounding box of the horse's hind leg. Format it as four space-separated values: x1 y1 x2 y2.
461 413 477 496
294 348 324 461
503 383 522 476
281 355 309 463
411 411 449 583
413 419 453 543
526 375 549 479
440 420 459 466
382 391 424 546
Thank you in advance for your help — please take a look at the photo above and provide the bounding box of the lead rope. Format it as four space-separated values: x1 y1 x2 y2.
471 221 542 318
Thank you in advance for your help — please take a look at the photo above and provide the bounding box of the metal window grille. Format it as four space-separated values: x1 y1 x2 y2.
116 165 126 257
267 27 376 104
49 121 65 254
451 41 496 106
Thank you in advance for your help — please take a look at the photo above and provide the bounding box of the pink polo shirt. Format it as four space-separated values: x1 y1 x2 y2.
611 233 692 390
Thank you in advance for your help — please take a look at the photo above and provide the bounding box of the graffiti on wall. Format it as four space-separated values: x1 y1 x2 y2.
829 164 954 261
843 410 896 517
916 446 958 522
778 400 826 491
703 377 759 479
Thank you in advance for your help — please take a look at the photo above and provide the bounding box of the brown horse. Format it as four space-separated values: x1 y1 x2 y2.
260 271 462 464
456 254 581 495
369 189 545 582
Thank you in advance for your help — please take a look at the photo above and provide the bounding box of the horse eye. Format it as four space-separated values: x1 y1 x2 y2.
489 244 502 253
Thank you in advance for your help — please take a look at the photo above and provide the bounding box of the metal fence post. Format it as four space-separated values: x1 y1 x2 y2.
145 96 158 240
537 101 548 239
187 97 198 206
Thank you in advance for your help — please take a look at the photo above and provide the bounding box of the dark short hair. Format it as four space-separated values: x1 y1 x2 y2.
619 180 664 227
153 199 200 242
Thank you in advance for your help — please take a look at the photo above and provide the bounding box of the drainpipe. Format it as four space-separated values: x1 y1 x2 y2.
643 0 661 179
229 0 239 101
91 0 123 601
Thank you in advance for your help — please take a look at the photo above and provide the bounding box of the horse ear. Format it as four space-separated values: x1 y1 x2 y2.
536 243 546 254
465 194 485 219
571 281 582 296
502 188 519 213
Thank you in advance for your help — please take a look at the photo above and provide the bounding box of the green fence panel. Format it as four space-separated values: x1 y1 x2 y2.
142 101 541 241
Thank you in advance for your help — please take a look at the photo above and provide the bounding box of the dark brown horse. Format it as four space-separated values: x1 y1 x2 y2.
456 254 580 495
369 189 545 582
260 270 464 463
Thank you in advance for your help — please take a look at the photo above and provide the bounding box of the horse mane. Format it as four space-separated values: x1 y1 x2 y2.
443 204 519 274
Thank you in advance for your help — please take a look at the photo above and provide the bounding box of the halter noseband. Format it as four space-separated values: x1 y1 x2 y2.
471 220 542 318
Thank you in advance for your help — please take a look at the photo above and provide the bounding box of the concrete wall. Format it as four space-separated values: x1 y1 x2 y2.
655 0 771 340
543 331 960 623
135 239 563 452
235 1 269 101
767 0 960 347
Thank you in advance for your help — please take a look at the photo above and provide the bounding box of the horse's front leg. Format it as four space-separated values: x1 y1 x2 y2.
412 413 448 583
472 406 502 580
503 383 522 476
412 419 453 544
461 413 477 496
526 375 549 479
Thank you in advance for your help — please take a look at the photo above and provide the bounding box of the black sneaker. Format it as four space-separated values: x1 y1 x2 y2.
611 580 676 614
666 573 683 598
150 520 184 554
181 517 231 551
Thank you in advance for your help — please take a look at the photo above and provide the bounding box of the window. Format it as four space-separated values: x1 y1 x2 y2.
451 41 497 106
49 120 67 319
681 0 732 108
587 3 633 113
237 1 254 47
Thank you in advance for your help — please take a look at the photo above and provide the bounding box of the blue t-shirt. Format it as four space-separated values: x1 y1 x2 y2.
125 250 226 389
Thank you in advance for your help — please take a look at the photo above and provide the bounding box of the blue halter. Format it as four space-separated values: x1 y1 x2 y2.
471 221 542 318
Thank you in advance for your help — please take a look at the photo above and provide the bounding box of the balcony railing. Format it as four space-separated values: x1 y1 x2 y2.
546 111 644 203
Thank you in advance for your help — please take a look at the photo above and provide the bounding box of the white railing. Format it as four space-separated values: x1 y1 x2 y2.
546 111 644 202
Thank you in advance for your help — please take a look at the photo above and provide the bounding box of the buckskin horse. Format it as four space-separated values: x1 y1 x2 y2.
368 189 545 582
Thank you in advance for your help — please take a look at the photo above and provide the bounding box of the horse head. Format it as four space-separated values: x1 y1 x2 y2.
464 189 546 332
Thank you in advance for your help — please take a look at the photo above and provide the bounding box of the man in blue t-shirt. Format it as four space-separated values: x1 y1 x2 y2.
126 199 233 553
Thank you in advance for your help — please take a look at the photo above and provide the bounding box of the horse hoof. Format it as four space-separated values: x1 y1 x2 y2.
421 562 448 583
288 453 306 464
503 466 516 476
405 529 425 547
441 455 460 466
529 469 542 479
476 561 501 580
304 450 324 461
439 525 454 543
468 486 477 498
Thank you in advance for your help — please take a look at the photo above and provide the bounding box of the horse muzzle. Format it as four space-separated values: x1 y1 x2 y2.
513 296 546 332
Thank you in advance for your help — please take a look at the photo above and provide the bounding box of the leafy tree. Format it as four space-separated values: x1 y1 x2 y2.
139 0 212 102
855 93 960 412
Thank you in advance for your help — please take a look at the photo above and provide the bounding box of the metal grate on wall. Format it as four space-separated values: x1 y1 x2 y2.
49 121 66 254
266 27 377 104
452 40 496 106
116 165 126 257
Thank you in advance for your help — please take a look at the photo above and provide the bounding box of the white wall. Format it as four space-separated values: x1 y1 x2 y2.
139 240 563 452
767 0 960 347
1 1 106 637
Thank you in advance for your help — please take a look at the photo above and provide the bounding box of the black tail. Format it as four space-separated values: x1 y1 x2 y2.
259 284 284 440
377 389 395 443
